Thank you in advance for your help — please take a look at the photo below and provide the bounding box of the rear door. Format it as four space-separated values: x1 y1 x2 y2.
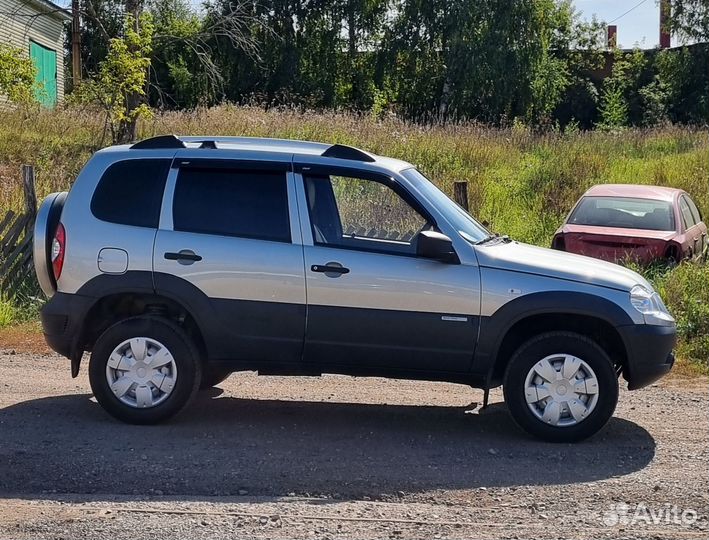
295 166 480 374
153 157 306 364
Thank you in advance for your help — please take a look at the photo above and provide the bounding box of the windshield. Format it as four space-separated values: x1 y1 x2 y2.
568 196 675 232
401 168 490 243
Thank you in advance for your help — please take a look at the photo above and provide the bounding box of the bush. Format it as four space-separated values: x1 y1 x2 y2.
648 262 709 372
0 44 37 105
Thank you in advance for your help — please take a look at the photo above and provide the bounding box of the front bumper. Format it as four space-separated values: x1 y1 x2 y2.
617 323 676 390
41 292 94 368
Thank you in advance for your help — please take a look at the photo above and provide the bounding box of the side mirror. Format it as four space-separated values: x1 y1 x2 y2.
417 230 460 264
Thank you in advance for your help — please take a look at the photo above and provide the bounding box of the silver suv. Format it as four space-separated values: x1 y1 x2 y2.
33 135 677 442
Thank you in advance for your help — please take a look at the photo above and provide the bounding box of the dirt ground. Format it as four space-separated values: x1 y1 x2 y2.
0 331 707 540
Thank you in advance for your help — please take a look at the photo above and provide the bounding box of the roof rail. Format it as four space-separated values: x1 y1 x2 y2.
321 144 376 162
131 134 186 149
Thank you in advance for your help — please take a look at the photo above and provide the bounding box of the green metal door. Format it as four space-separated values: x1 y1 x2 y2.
29 42 58 108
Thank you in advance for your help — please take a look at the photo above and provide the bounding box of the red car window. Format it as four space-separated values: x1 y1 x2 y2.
569 196 675 232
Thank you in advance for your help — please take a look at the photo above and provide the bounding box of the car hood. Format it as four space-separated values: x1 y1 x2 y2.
474 240 652 292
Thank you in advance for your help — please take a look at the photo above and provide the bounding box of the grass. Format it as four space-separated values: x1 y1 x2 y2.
0 105 707 372
0 298 16 328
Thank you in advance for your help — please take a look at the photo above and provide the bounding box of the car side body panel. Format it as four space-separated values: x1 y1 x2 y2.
35 138 676 396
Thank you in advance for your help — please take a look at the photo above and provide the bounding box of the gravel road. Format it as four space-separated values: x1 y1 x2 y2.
0 348 707 539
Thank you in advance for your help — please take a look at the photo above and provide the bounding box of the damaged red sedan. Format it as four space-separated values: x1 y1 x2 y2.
552 184 707 264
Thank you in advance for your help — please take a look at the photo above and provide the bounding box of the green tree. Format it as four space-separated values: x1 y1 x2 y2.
654 45 709 124
0 44 37 105
667 0 709 42
552 12 606 128
598 49 648 129
67 0 124 80
150 0 212 107
381 0 584 124
75 13 154 143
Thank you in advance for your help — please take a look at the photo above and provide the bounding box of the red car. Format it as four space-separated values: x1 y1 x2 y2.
552 184 707 264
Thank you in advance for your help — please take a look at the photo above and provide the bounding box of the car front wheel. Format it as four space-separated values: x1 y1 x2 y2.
503 331 619 442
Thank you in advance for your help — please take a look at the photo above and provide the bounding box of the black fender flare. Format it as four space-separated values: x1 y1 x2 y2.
474 291 634 385
74 270 219 359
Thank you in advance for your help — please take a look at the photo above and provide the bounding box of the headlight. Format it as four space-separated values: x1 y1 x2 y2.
630 285 675 326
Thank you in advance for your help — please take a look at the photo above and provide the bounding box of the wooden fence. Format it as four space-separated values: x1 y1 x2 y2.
0 165 38 300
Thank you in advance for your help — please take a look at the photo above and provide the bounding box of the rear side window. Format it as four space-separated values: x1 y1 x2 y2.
679 197 697 229
683 195 702 225
91 159 170 228
173 167 291 242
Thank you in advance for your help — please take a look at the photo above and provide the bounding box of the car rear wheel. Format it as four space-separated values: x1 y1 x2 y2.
503 331 618 442
89 316 202 424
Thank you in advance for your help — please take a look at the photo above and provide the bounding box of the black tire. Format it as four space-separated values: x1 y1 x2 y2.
199 367 231 390
503 331 619 443
89 316 202 424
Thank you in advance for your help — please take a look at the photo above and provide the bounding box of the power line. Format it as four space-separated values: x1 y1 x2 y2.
607 0 651 24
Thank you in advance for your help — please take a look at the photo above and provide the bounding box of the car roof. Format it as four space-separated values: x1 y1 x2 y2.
582 184 683 202
98 135 413 173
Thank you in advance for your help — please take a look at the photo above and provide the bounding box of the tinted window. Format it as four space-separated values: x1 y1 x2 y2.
304 174 428 255
569 196 675 232
91 159 170 228
679 197 696 229
173 167 290 242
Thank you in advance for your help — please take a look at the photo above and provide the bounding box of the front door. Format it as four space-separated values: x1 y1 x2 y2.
297 167 480 374
153 158 306 364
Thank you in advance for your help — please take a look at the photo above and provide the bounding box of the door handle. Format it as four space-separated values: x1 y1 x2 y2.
164 250 202 264
311 263 350 275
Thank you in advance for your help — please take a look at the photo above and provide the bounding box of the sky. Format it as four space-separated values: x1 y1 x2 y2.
574 0 680 49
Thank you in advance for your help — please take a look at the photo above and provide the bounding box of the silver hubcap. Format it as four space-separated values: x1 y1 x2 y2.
105 337 177 409
524 353 599 427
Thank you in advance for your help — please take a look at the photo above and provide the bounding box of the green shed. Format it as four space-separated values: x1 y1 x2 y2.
0 0 71 107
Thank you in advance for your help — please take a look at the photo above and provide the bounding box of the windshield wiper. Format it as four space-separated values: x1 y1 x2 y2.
476 233 510 245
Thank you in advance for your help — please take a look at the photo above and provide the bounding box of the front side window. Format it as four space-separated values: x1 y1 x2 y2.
568 196 676 232
400 168 489 243
304 173 429 255
91 159 171 228
173 167 290 242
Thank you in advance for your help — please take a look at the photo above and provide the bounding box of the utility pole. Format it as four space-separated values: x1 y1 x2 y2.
660 0 671 49
71 0 82 87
